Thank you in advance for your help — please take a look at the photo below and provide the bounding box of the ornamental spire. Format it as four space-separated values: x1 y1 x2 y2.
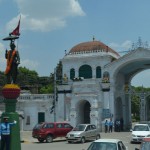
93 35 95 41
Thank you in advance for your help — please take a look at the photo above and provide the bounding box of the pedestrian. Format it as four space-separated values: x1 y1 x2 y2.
109 118 113 132
116 119 121 132
104 120 109 133
0 117 17 150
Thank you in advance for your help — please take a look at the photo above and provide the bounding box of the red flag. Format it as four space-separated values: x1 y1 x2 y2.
10 18 20 36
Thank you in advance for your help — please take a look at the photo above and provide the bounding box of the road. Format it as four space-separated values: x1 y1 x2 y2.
21 131 140 150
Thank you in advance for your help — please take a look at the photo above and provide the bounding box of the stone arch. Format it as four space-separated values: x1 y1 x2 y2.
76 100 91 124
103 48 150 129
79 65 92 79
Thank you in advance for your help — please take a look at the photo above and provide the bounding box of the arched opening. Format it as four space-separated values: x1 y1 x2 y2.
131 69 150 122
84 101 91 124
79 65 92 79
76 100 91 124
96 66 101 78
70 68 75 79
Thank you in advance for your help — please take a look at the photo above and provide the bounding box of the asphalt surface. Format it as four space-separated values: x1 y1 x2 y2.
21 130 140 150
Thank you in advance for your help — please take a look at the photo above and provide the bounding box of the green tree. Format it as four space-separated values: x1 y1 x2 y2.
39 73 54 94
56 61 62 82
17 67 39 86
131 94 140 117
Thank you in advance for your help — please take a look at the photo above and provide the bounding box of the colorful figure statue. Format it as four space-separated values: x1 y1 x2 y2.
5 41 20 84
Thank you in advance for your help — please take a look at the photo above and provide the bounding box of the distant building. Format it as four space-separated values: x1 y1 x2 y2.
55 40 150 131
1 39 150 131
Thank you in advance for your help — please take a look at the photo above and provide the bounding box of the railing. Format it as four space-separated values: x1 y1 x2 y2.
18 94 54 101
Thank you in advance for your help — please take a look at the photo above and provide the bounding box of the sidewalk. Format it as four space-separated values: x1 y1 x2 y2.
21 131 37 143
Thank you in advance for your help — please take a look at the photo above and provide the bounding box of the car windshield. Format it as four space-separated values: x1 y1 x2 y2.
141 142 150 150
33 123 43 130
133 125 149 131
73 124 86 131
87 142 117 150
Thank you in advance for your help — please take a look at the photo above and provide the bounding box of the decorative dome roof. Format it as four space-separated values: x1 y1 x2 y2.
69 41 120 57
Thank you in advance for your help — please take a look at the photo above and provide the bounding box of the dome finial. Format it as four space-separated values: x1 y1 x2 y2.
93 35 95 41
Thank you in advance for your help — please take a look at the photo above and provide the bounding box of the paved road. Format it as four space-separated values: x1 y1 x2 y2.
21 131 140 150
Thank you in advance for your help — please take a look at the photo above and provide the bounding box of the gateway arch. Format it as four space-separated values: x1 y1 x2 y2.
104 47 150 129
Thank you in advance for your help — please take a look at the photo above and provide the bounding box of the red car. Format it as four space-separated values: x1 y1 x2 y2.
32 122 73 143
135 137 150 150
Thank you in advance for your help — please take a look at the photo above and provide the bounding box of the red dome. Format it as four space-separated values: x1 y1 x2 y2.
69 41 119 57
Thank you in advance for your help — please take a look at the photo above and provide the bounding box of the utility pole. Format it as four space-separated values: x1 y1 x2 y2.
54 67 56 122
140 86 145 122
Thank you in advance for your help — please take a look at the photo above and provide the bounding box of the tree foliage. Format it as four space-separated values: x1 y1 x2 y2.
131 86 150 121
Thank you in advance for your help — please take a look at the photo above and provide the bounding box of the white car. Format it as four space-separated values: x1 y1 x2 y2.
66 124 100 143
131 123 150 143
87 139 128 150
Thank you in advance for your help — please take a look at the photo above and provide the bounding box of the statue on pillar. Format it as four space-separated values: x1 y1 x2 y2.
4 40 20 84
1 17 21 150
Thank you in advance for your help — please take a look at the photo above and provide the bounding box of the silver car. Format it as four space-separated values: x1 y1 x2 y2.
87 139 128 150
66 124 101 143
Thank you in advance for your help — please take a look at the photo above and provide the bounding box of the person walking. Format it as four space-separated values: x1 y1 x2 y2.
104 120 109 133
109 118 113 132
115 119 121 132
0 117 17 150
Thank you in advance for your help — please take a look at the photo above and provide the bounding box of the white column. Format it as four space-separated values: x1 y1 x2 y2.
92 66 96 78
103 92 110 109
57 94 65 121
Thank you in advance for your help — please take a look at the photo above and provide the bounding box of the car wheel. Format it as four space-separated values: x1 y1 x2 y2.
46 135 53 143
38 138 44 143
80 137 85 143
96 134 100 140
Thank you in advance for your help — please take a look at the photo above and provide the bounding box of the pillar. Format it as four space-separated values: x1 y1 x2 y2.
1 84 21 150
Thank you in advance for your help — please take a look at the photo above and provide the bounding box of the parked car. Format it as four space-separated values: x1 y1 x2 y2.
135 137 150 150
130 123 150 143
32 122 73 143
86 139 128 150
66 124 100 143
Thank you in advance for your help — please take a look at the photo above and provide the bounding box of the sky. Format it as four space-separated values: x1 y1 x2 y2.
0 0 150 87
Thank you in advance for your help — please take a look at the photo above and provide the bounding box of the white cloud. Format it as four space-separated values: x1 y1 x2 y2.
7 0 85 32
109 40 132 51
20 59 39 71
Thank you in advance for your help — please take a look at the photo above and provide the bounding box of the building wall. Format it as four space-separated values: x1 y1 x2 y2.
17 94 54 131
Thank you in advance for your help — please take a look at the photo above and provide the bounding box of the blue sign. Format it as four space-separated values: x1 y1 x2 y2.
103 109 111 118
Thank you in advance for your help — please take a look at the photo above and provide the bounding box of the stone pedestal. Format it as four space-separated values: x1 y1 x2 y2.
101 82 110 92
1 84 21 150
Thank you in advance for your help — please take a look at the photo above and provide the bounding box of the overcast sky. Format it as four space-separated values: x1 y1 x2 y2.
0 0 150 87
